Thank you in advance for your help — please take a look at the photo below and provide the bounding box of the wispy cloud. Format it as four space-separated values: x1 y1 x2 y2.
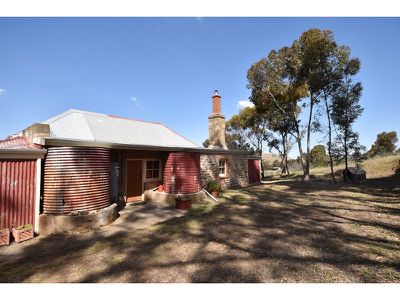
237 100 254 110
130 96 142 107
0 88 5 96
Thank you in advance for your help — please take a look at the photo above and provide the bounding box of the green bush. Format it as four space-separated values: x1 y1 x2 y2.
207 180 221 192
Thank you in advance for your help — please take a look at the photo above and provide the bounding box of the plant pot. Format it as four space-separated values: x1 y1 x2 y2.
0 229 10 247
175 198 192 210
211 191 219 198
12 226 34 243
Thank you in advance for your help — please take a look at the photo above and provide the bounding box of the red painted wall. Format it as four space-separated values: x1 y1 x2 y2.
248 158 261 184
0 160 36 229
163 152 201 194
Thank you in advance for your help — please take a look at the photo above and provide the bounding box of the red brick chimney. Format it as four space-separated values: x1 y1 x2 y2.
208 90 227 149
212 90 221 114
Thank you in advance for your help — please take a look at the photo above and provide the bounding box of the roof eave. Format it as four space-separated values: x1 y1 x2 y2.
0 148 47 159
43 138 251 155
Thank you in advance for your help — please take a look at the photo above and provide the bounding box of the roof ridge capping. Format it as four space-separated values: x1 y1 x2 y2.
42 109 108 124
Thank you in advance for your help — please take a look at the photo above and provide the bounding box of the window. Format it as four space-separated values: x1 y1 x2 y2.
146 160 160 180
219 159 227 176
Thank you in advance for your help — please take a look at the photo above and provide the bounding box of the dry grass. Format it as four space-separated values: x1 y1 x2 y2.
0 158 399 282
266 154 400 180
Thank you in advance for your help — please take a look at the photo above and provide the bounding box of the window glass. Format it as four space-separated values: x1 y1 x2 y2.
219 159 226 176
146 160 160 179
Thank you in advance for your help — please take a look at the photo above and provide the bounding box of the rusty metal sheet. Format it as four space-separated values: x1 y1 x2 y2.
43 147 111 214
0 160 36 229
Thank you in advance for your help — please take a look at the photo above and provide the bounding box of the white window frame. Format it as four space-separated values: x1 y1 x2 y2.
219 159 227 177
144 159 162 182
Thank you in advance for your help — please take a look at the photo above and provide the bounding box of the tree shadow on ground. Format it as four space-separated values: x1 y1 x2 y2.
0 175 399 283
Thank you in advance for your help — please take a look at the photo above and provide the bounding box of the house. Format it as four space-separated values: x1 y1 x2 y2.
0 91 261 235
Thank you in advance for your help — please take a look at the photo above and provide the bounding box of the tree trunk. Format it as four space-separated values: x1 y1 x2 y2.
344 134 348 170
305 93 314 181
260 159 265 179
257 148 265 178
291 107 306 177
285 145 290 175
280 132 288 176
284 132 290 175
324 93 336 184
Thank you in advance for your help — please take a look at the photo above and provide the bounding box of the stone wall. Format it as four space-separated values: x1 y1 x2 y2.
208 115 227 149
200 154 248 190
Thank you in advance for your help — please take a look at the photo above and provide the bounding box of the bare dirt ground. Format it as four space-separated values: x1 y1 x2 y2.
0 173 399 282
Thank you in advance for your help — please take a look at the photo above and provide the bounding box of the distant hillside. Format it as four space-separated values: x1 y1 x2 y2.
262 153 280 164
310 154 400 179
265 154 400 180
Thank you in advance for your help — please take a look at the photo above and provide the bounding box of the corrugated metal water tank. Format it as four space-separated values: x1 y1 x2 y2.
163 152 201 194
43 147 111 214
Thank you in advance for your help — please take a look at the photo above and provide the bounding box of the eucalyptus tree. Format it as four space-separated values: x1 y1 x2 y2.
312 45 353 183
330 57 364 174
247 46 309 178
368 131 398 157
225 107 270 176
295 29 339 180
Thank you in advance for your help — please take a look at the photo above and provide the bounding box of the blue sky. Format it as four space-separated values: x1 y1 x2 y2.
0 17 399 156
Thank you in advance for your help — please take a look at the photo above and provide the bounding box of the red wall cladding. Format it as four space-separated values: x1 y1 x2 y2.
248 158 261 184
43 147 111 214
0 160 36 230
163 152 201 194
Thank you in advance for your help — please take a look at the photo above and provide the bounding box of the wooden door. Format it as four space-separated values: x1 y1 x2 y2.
248 159 261 184
126 160 143 202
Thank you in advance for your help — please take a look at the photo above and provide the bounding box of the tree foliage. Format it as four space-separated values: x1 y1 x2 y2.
368 131 398 157
202 139 209 148
330 58 365 170
247 45 307 176
226 27 365 182
226 107 270 176
309 145 328 167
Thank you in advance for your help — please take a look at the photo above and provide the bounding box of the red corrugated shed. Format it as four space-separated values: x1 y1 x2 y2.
0 136 42 150
0 160 36 230
0 136 44 230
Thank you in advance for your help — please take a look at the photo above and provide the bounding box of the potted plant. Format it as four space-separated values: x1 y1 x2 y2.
12 224 34 243
0 228 10 247
175 195 192 210
207 180 221 198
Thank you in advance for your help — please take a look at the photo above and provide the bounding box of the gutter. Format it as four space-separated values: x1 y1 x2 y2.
0 148 47 159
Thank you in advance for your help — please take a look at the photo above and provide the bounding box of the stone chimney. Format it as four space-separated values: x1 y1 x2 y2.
208 90 227 149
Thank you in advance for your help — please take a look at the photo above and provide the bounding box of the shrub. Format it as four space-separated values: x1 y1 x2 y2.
207 180 221 192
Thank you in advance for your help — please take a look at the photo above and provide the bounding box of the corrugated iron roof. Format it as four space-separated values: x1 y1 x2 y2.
0 136 42 150
41 109 198 148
